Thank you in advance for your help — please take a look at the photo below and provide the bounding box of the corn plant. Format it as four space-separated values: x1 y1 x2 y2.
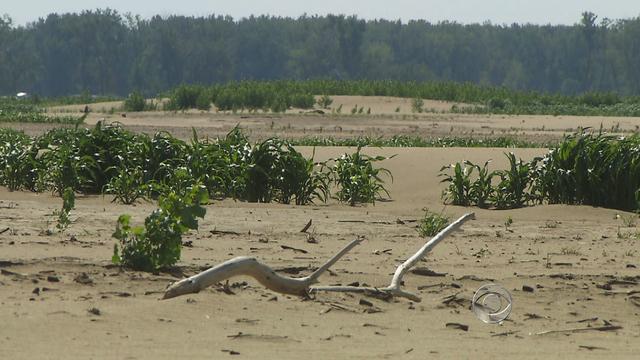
41 142 95 196
243 138 285 203
468 160 495 208
330 147 393 206
531 132 640 211
0 129 36 191
275 148 330 205
104 166 146 204
491 153 533 209
439 162 473 206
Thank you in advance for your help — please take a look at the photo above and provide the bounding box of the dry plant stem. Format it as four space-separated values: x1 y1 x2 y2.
162 237 363 299
312 212 476 302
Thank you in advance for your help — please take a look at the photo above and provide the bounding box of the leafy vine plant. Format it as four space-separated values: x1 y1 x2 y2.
112 183 208 272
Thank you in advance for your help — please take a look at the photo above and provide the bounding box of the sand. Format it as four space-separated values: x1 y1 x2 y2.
1 104 640 359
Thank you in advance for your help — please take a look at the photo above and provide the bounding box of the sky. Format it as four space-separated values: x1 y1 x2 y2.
5 0 640 26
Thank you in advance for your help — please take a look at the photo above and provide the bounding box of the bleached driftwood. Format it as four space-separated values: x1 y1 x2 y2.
163 213 475 302
163 237 363 299
312 212 475 302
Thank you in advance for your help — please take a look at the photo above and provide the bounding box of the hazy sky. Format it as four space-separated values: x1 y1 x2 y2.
5 0 640 26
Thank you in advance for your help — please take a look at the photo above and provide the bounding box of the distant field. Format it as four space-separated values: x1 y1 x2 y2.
39 95 640 145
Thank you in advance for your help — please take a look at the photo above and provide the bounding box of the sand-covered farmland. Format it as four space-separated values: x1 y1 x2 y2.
1 100 640 359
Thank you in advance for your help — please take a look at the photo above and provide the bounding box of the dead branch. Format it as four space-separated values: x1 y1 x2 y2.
162 237 363 299
312 213 475 302
163 213 475 302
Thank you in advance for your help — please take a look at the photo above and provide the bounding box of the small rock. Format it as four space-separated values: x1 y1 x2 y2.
32 287 40 295
74 273 93 285
450 282 462 289
627 264 637 269
596 283 612 291
88 307 101 316
359 299 373 307
46 275 60 283
522 285 535 293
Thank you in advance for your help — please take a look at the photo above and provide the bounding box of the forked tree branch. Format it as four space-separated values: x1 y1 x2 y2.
163 213 474 302
312 212 475 302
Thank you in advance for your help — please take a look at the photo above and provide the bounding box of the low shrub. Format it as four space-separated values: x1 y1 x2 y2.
112 184 207 271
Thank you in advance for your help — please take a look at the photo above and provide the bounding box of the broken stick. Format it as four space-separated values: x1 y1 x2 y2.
312 212 475 302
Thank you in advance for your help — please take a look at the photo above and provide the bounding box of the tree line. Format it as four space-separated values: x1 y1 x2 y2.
1 10 639 97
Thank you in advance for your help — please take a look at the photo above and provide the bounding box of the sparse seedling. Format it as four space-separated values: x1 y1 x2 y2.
317 95 333 109
53 187 75 232
619 214 638 227
411 98 424 113
504 216 513 232
417 208 450 237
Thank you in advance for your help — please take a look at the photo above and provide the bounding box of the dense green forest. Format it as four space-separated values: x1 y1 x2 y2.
1 10 640 97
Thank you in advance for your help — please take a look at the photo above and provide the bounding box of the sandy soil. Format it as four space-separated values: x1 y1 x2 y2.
1 141 639 359
36 95 640 143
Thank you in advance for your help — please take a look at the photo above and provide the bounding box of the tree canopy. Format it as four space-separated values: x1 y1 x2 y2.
1 10 639 97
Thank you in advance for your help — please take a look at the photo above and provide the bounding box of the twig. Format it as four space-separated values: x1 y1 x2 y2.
210 229 241 236
535 325 622 336
280 245 308 254
300 219 312 233
491 330 520 337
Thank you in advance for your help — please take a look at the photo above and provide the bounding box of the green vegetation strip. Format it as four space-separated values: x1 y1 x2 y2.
0 124 392 206
150 80 640 117
0 98 85 124
441 132 640 211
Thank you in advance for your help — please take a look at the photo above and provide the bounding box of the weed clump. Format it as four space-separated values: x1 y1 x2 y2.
417 208 450 237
